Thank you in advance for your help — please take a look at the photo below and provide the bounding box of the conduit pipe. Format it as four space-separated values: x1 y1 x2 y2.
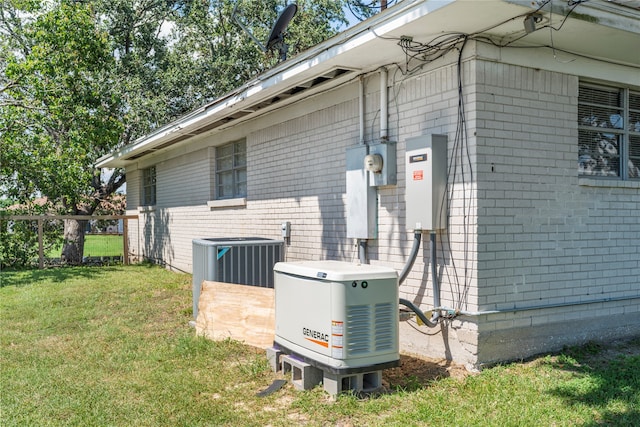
434 294 640 318
357 76 368 264
358 240 367 264
398 230 441 327
429 232 440 322
379 67 388 141
399 298 438 328
399 230 421 284
359 75 365 145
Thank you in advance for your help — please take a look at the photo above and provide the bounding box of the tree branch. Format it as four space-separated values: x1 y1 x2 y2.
0 2 32 57
0 99 45 111
0 80 20 94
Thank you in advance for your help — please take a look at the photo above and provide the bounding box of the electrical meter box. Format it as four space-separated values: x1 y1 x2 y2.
405 134 448 231
273 260 399 374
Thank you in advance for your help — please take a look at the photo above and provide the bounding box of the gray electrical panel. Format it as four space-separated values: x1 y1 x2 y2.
346 145 377 239
405 134 448 231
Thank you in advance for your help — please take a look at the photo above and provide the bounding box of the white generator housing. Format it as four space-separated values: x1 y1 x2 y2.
273 260 399 374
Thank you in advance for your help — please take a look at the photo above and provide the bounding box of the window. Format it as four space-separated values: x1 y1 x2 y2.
216 140 246 199
578 83 640 179
142 166 156 205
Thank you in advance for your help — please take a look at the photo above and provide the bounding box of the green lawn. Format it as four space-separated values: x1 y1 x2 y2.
46 234 124 258
1 265 638 426
82 234 123 257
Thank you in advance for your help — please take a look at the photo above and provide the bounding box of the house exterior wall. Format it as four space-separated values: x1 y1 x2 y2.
384 57 482 364
122 46 639 367
473 59 640 364
124 168 142 262
123 55 486 364
157 147 213 208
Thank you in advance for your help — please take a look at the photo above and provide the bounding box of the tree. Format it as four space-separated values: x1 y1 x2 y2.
0 0 374 265
1 1 124 263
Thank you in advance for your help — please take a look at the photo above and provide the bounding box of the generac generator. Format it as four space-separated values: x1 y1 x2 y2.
273 260 400 374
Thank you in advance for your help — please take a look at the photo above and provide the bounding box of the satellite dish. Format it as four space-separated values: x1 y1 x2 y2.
265 3 297 60
231 2 297 62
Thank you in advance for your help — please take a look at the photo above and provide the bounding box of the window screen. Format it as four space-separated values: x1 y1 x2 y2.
578 83 640 180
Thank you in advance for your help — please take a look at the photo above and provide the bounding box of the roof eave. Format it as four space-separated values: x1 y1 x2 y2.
97 0 640 169
96 0 457 168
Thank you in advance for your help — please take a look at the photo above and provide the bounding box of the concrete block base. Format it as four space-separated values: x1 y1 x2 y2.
323 371 383 397
266 346 283 373
280 354 323 391
267 348 386 396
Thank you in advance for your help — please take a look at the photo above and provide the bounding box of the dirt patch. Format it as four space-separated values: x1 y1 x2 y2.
383 353 472 390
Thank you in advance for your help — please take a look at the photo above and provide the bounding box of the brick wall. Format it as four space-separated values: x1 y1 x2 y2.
475 59 640 364
476 62 580 314
122 53 639 366
124 56 484 364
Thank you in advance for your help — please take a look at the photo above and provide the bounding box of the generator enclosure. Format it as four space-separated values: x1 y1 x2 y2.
273 260 399 374
405 134 448 231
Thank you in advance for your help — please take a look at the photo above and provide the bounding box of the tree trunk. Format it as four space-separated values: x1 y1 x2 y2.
61 219 87 265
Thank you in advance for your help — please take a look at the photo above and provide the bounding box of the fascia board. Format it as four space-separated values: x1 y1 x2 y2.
505 0 640 31
97 0 456 168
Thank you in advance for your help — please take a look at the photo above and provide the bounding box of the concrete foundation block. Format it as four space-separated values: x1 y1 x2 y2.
266 347 283 373
280 354 323 391
323 370 383 397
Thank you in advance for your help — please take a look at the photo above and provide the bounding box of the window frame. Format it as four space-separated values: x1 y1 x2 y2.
215 139 247 200
142 166 157 206
578 82 640 180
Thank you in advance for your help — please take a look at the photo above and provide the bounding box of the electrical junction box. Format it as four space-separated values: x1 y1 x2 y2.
405 134 448 231
273 260 399 374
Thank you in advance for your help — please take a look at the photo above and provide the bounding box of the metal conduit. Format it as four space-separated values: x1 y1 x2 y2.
398 230 441 326
399 231 421 284
437 295 640 317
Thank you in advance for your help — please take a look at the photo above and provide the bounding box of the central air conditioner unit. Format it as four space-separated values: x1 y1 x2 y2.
273 260 399 374
192 237 284 318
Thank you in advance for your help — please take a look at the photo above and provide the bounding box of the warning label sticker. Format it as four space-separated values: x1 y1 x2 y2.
331 320 344 359
413 170 424 181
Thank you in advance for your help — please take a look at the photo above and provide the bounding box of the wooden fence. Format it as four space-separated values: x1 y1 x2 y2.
3 214 138 269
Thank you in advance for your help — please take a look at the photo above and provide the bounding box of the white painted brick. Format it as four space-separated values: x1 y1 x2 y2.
122 52 638 365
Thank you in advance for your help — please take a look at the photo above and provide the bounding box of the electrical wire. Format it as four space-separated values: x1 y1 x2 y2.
377 0 600 312
542 0 585 62
381 31 475 311
457 36 474 310
347 0 401 22
371 0 609 313
543 0 584 32
371 0 587 64
439 36 474 311
387 33 476 311
396 33 466 75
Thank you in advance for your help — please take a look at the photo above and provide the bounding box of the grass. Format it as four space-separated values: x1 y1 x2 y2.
82 234 123 257
1 265 638 426
46 234 124 258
